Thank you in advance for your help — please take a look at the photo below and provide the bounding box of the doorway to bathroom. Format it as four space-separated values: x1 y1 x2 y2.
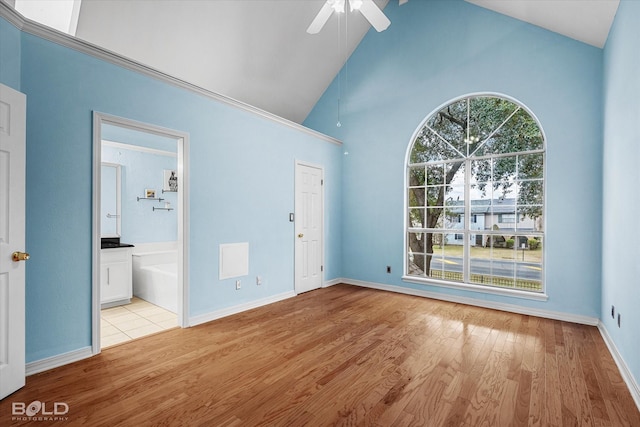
92 113 189 353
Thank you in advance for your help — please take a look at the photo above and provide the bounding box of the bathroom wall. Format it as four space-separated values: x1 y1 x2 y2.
102 143 178 244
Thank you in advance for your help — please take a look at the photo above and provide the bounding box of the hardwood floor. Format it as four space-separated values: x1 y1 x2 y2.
2 285 639 426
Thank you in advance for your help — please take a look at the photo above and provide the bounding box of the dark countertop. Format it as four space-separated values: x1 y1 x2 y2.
101 237 135 249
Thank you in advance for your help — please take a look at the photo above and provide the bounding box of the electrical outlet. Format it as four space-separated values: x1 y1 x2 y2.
256 276 262 285
611 305 615 319
617 313 621 328
386 266 391 274
236 280 241 290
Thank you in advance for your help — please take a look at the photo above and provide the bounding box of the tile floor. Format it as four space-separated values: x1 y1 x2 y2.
101 297 177 348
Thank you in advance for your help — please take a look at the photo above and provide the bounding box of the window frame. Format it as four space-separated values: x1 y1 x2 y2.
402 93 547 301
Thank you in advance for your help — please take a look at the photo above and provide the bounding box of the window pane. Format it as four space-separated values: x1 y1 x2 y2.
442 233 463 252
468 96 519 155
426 164 445 185
515 234 543 292
470 167 492 207
408 232 425 252
470 257 492 285
507 109 544 152
494 156 517 179
444 211 462 230
516 252 542 292
408 166 426 186
493 180 518 201
475 108 543 156
408 253 426 276
408 187 425 207
444 162 465 207
426 99 467 155
515 266 542 291
518 153 543 180
408 208 425 228
427 233 445 255
444 186 465 208
426 186 443 206
488 262 515 288
518 180 543 205
515 207 543 232
426 207 444 229
411 130 461 163
513 235 543 260
429 256 464 283
526 236 543 252
446 162 465 184
471 159 492 198
407 232 426 276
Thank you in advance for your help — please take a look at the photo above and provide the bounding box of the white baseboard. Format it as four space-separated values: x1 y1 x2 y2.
340 278 599 326
323 278 342 288
26 346 93 376
189 291 297 327
598 322 640 411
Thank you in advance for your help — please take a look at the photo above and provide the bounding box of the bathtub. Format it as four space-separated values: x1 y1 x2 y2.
132 246 177 313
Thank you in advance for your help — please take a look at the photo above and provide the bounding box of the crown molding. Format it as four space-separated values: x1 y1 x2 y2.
0 1 342 146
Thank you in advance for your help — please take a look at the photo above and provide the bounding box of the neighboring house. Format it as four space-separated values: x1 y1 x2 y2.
444 198 540 247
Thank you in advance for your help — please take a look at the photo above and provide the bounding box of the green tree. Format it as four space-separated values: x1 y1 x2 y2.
408 96 544 276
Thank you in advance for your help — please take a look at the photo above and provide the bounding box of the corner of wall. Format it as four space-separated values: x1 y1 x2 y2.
598 321 640 411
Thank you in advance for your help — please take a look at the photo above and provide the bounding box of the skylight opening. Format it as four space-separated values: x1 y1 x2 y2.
14 0 81 36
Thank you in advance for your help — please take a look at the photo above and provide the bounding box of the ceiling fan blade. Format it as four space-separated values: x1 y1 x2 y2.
359 0 391 32
307 1 335 34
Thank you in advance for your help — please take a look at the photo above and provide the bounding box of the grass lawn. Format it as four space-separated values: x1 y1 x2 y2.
433 244 543 263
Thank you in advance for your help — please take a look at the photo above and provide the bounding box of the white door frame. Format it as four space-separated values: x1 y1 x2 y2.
294 160 324 294
91 112 190 355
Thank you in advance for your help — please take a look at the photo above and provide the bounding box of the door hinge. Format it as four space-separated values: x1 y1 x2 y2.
321 179 324 185
321 265 324 272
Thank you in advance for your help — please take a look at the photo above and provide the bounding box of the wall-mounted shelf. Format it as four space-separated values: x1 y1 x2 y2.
153 206 174 211
137 197 165 202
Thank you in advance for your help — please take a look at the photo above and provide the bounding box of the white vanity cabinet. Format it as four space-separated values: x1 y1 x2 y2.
100 247 132 307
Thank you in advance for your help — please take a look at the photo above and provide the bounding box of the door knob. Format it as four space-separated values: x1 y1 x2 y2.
298 233 304 238
12 251 30 262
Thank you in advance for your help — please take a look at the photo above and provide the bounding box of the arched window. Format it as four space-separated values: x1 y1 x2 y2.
405 94 545 293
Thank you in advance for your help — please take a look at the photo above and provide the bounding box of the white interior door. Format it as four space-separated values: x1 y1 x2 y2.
0 83 27 399
295 162 323 294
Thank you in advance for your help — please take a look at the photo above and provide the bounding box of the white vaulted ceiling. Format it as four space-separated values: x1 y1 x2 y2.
76 0 387 124
56 0 617 124
466 0 619 49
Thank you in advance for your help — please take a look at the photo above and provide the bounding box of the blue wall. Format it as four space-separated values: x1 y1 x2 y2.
7 20 342 362
305 0 603 317
102 144 178 244
602 0 640 390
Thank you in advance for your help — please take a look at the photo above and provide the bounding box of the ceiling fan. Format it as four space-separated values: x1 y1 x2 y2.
307 0 408 34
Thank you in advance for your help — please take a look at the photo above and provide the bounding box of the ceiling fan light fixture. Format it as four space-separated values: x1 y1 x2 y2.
349 0 363 11
307 0 394 34
331 0 345 14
